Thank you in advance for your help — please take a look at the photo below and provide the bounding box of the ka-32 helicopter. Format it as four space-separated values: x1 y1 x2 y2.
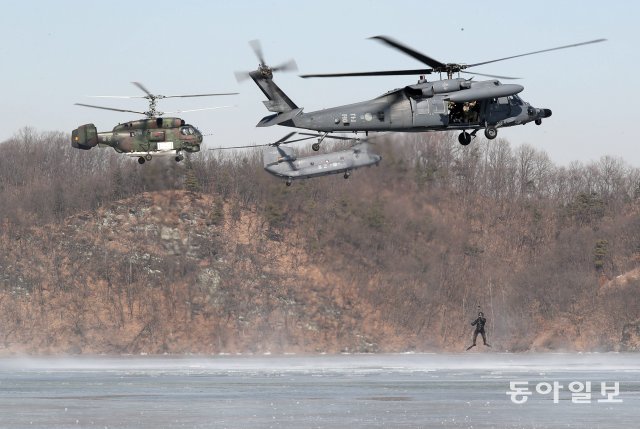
71 82 237 164
237 37 604 148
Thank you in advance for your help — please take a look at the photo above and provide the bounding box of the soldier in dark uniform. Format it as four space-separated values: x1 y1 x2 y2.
467 311 491 350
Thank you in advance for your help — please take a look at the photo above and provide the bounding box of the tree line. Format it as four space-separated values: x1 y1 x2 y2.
0 128 639 352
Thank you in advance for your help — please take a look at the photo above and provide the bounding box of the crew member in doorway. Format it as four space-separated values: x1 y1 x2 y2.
467 311 491 350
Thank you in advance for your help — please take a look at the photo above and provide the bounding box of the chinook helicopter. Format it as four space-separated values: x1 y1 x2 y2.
237 37 604 148
71 82 237 164
211 132 382 186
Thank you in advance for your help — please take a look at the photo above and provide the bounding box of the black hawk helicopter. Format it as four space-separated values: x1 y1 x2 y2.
71 82 237 164
236 37 604 148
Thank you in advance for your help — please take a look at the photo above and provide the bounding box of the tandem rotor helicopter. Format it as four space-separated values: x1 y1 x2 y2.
237 36 605 148
210 132 382 186
71 82 237 164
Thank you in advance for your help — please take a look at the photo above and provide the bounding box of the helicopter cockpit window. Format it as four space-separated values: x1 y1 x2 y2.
508 95 523 106
180 126 196 136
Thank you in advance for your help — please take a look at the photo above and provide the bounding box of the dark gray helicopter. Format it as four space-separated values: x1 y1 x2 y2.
211 133 382 186
236 37 604 148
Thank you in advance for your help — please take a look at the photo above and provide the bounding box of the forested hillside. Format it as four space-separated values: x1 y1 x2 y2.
1 127 639 354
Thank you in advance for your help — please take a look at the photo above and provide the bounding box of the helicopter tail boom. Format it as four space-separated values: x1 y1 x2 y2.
249 70 298 113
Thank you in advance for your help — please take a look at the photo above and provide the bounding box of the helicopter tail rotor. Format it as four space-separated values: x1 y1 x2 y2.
249 39 267 66
271 58 298 73
235 39 298 83
234 71 253 83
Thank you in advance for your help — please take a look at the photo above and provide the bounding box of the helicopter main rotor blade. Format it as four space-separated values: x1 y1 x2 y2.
210 144 270 150
234 71 252 82
370 35 446 69
298 132 357 141
88 95 147 99
300 68 433 78
461 71 521 80
249 39 266 65
209 134 316 151
273 132 298 145
162 92 239 99
353 132 392 143
299 132 391 143
302 37 606 80
466 38 607 68
132 81 154 98
281 136 318 144
162 106 235 114
90 92 239 100
74 103 146 115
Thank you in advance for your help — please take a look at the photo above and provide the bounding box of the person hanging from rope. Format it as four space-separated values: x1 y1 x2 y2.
466 309 491 350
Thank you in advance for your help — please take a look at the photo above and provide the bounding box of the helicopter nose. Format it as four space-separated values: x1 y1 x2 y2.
541 108 552 118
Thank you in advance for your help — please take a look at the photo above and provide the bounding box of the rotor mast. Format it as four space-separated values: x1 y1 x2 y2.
132 82 164 118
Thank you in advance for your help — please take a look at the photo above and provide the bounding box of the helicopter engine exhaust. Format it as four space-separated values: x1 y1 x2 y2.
71 124 98 150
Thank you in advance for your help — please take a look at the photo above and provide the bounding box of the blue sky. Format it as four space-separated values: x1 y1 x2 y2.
0 0 637 165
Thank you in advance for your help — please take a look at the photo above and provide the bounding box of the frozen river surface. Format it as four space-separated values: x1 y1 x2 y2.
0 353 638 428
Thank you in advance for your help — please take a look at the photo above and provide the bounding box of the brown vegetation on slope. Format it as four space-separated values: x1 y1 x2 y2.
1 128 640 354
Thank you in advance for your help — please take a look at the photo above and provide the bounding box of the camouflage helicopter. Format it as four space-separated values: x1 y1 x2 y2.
71 82 237 164
236 37 604 148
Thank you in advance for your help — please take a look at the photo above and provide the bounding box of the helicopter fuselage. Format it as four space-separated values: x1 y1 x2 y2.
72 117 203 163
102 118 203 154
263 142 381 185
249 66 552 146
276 79 551 135
242 36 604 147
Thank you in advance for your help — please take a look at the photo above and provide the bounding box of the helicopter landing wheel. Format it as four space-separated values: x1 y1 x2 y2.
344 171 351 179
458 131 472 146
312 143 320 152
535 119 542 125
285 180 292 187
138 157 146 165
175 155 184 162
145 154 152 161
484 126 498 140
